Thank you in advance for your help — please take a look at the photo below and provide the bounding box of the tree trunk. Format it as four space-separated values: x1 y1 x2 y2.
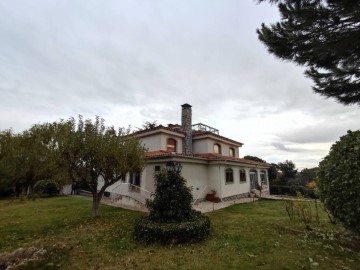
92 193 99 218
91 185 108 217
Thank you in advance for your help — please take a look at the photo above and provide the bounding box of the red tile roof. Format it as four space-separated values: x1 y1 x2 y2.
144 151 269 167
193 153 270 166
132 125 185 136
192 131 243 145
134 126 242 145
144 150 172 157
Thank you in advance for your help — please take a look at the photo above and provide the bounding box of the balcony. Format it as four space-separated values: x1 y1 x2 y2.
192 123 219 135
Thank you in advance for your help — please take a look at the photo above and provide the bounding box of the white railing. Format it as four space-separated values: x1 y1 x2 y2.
108 182 152 205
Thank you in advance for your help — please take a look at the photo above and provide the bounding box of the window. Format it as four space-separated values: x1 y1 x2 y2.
260 172 267 185
154 165 161 172
225 168 234 184
129 172 141 192
167 138 177 152
239 169 246 183
229 148 235 157
214 143 221 154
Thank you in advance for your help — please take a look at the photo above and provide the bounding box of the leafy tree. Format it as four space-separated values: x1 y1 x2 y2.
277 160 298 184
257 0 360 105
0 165 12 197
317 130 360 235
54 116 145 217
139 121 159 130
0 125 64 196
243 155 266 163
299 167 318 185
268 163 279 183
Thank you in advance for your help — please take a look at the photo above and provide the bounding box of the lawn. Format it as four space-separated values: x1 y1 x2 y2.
0 196 359 269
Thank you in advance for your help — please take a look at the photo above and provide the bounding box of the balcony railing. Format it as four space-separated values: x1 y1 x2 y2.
192 123 219 135
107 182 152 205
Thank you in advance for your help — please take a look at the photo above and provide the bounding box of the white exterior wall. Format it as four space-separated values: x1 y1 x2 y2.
140 135 162 152
221 165 251 198
207 165 221 195
181 162 209 201
193 138 240 157
140 161 210 200
141 166 156 193
193 139 209 155
140 133 183 153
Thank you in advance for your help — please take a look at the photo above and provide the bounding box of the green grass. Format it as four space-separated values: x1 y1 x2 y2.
0 197 359 269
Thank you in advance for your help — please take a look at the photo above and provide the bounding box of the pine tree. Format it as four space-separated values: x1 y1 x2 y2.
257 0 360 105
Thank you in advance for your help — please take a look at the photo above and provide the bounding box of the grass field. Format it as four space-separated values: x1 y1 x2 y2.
0 196 359 269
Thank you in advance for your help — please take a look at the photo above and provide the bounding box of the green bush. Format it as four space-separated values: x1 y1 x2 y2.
317 130 360 235
146 170 194 223
135 169 211 243
33 180 59 197
134 212 210 243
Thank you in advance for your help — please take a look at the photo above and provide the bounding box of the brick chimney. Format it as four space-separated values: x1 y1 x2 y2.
181 103 192 155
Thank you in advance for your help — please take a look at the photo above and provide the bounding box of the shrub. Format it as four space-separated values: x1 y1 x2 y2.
269 185 318 199
284 193 315 228
33 180 59 197
134 212 210 243
317 130 360 235
146 170 193 223
135 169 211 243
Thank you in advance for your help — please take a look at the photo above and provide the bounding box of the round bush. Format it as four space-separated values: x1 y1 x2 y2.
146 170 193 223
317 130 360 235
33 180 59 197
134 212 210 243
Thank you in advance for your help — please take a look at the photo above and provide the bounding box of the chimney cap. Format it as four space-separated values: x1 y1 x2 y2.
181 103 192 108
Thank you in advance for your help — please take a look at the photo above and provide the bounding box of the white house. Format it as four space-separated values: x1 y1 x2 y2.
101 104 270 206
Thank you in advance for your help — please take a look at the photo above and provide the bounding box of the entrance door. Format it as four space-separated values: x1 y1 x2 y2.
250 172 257 189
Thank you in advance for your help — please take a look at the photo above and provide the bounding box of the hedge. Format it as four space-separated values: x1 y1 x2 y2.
134 212 210 243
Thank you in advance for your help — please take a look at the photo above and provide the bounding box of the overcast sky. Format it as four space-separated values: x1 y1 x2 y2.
0 1 358 169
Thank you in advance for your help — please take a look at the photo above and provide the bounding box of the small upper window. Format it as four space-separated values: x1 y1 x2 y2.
167 138 177 152
229 148 235 157
154 165 161 172
225 168 234 184
214 143 221 154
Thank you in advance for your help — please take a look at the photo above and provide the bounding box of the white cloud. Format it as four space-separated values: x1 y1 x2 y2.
0 0 358 169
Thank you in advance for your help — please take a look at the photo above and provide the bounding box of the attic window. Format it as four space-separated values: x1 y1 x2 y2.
213 143 221 154
229 148 235 157
167 138 177 152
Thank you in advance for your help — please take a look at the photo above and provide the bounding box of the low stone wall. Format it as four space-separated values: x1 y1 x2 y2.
222 192 250 201
109 193 147 210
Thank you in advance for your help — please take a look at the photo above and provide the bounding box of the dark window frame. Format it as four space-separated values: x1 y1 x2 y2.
239 169 246 183
225 168 234 184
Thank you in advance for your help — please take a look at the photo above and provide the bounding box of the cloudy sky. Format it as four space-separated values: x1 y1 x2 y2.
0 1 358 169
